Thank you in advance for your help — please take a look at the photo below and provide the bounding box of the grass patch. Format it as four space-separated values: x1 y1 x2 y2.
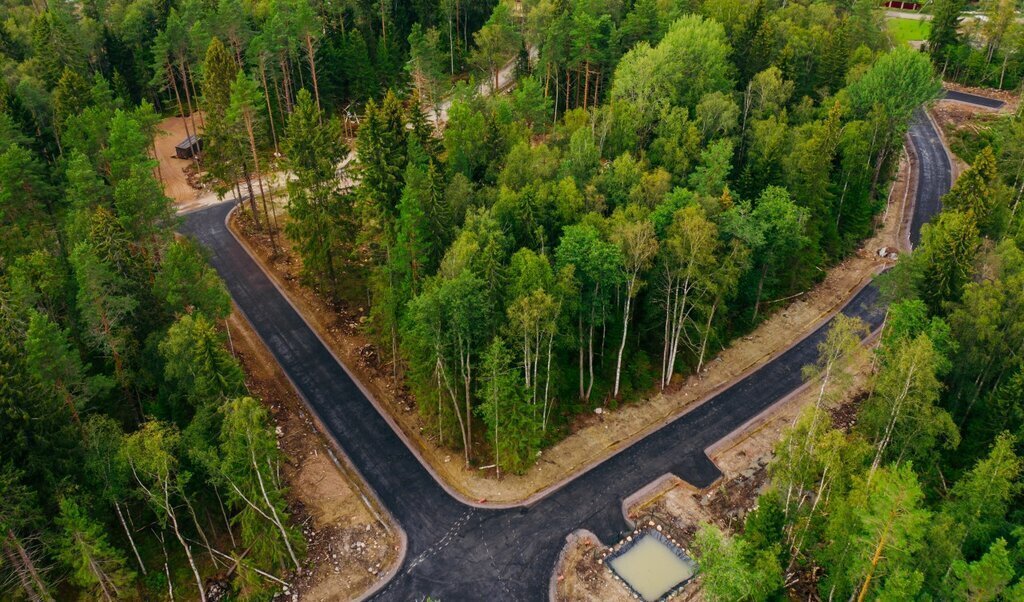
886 17 931 46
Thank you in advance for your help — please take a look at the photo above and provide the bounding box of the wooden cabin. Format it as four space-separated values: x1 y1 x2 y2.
174 135 202 160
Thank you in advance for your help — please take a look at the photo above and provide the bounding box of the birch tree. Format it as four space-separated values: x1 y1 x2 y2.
610 206 657 398
123 422 207 602
0 464 53 602
555 223 622 402
82 416 147 576
658 205 717 388
860 334 957 479
219 396 303 572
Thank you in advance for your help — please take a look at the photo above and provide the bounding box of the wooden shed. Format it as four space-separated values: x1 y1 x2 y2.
174 135 202 159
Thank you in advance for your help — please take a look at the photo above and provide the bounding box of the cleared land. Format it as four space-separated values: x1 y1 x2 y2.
886 17 931 46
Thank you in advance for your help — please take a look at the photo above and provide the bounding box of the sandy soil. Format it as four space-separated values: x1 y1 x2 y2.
226 308 399 601
229 141 911 505
154 113 210 209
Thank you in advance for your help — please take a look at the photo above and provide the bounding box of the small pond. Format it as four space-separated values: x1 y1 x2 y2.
606 530 697 601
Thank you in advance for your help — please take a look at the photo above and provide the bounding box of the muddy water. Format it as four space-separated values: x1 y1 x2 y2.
608 534 695 601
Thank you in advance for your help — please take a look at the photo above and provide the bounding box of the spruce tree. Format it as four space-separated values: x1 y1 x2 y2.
283 89 348 299
55 497 135 601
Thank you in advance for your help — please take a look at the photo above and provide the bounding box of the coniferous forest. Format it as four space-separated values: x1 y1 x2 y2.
3 0 1024 599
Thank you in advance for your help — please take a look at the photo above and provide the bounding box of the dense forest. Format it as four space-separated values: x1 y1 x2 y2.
0 88 302 599
691 124 1024 599
0 0 479 599
338 0 940 475
2 0 1021 598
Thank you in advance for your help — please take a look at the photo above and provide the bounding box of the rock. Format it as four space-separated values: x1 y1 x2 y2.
741 467 757 479
594 407 604 415
275 426 284 438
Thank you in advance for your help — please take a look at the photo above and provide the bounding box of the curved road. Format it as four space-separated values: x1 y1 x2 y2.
181 93 996 600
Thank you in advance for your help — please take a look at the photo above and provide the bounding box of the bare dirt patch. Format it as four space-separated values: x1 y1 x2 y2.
228 149 907 505
153 114 210 208
226 308 399 601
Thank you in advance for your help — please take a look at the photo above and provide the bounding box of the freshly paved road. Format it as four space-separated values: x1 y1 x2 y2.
908 107 953 246
181 92 996 600
943 89 1006 110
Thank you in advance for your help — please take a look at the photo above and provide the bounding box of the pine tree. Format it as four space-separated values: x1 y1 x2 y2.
357 90 408 224
70 241 137 387
395 163 436 299
944 146 1004 236
24 311 109 430
929 0 965 70
951 538 1016 600
52 68 92 144
476 337 540 475
407 24 447 118
945 433 1022 558
203 37 238 119
821 464 931 601
228 71 279 249
915 210 980 314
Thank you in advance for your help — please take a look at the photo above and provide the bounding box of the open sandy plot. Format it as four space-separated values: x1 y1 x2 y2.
154 114 202 203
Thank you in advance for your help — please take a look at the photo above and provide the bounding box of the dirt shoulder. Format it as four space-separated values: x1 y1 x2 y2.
227 142 910 504
227 307 400 601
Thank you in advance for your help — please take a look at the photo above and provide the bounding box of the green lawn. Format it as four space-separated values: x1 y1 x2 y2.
886 17 932 46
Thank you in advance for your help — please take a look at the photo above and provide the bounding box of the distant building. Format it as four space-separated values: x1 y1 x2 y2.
882 1 922 9
174 135 202 159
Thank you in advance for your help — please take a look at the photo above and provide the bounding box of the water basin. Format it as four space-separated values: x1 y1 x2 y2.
607 531 697 601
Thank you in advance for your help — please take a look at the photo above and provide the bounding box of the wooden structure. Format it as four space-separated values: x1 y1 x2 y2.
174 135 202 159
882 0 921 9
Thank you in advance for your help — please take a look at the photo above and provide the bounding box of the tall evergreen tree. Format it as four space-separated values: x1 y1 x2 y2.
283 89 349 300
55 497 135 601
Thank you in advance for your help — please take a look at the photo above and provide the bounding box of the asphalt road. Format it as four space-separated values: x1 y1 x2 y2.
180 93 975 601
908 107 952 246
943 89 1006 110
